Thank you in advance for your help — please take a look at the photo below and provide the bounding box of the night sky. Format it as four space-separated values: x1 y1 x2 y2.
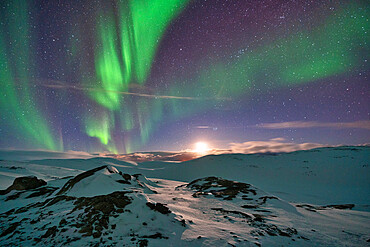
0 0 369 154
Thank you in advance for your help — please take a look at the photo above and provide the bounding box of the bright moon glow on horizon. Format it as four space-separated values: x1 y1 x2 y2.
194 142 209 154
0 0 368 154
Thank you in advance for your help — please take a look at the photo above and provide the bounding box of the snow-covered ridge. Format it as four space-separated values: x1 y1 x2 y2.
0 166 186 246
0 146 369 246
1 146 369 204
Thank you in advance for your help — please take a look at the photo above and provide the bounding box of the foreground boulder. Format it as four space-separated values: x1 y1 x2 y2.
0 176 46 195
0 166 186 246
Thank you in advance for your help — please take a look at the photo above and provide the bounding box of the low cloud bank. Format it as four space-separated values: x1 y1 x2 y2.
0 149 94 161
229 138 328 154
105 152 199 162
2 140 367 163
257 120 370 130
110 138 333 162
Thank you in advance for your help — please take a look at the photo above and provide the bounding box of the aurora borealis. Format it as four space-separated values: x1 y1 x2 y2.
0 0 369 153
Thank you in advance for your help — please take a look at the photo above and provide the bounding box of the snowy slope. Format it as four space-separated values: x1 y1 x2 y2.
135 146 369 205
0 146 369 246
16 146 370 205
0 150 93 161
0 160 83 189
0 166 187 246
0 165 369 246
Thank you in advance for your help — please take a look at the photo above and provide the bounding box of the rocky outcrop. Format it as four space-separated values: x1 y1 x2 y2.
0 166 185 246
296 203 355 212
0 176 47 195
57 166 110 195
184 176 257 200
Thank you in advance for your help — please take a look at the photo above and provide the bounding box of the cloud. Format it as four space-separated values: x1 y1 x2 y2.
106 137 335 162
229 138 328 154
105 152 200 162
0 149 94 161
195 126 211 129
256 120 370 130
109 138 331 162
41 81 229 101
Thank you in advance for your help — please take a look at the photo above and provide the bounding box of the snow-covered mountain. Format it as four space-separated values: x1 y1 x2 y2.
0 146 369 246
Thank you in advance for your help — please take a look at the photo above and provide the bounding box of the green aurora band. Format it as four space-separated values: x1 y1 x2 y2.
85 112 113 146
84 0 189 152
116 2 368 152
164 3 369 118
0 0 60 151
0 1 368 153
64 2 370 153
91 0 190 108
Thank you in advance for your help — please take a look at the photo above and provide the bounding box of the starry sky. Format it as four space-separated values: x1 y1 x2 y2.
0 0 369 154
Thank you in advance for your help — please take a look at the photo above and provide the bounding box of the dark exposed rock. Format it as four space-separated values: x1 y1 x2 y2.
10 197 61 215
5 191 25 201
11 177 46 190
72 191 132 238
57 166 110 195
122 173 131 181
212 208 252 220
242 195 253 201
0 176 47 195
4 186 57 201
1 176 173 245
0 222 20 237
11 176 47 190
261 224 297 237
41 226 58 238
186 177 256 200
299 236 310 240
26 187 58 198
74 191 131 212
250 229 264 236
259 196 279 204
324 204 354 210
92 231 101 238
252 214 264 222
78 225 93 236
0 167 152 245
141 232 168 239
211 207 298 239
296 203 355 211
138 239 148 247
255 209 271 213
30 219 39 224
254 242 261 247
9 166 24 170
180 219 186 227
241 204 259 209
43 195 76 207
64 237 81 244
146 202 171 215
59 219 67 227
296 204 317 212
116 180 131 184
0 169 308 246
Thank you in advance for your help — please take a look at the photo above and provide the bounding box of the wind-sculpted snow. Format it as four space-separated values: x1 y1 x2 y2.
0 166 186 246
0 176 46 195
179 177 302 242
0 147 369 246
4 146 367 205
